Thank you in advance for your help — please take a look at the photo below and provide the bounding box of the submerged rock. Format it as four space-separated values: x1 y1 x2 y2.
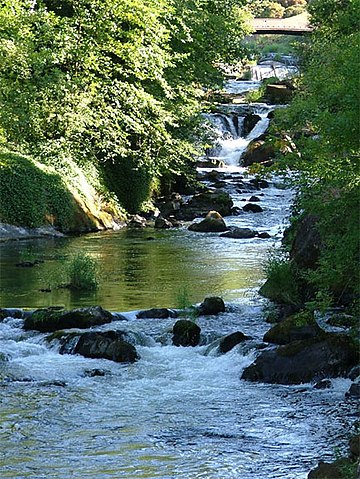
172 320 201 347
220 227 257 239
241 333 358 385
24 306 113 332
198 297 225 315
188 211 227 233
136 308 178 319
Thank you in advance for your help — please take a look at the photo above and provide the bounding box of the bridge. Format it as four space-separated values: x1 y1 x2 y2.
252 12 313 35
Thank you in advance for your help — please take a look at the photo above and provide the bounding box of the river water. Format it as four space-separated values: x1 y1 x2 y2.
0 75 357 478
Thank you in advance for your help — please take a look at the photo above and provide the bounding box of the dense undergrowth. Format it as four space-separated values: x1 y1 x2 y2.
263 0 360 313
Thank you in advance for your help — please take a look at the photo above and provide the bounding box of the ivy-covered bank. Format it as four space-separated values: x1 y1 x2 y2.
0 0 252 230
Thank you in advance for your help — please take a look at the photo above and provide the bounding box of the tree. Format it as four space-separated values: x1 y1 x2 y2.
0 0 250 212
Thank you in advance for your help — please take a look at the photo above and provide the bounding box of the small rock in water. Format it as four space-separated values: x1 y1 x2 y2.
249 195 261 202
243 203 263 213
257 232 271 239
172 320 201 347
313 379 332 389
198 297 225 315
220 227 257 239
84 368 111 378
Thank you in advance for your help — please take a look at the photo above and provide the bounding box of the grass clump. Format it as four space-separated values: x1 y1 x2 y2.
65 253 99 291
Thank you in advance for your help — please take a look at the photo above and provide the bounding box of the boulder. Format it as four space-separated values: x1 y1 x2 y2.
154 217 173 229
181 191 233 220
128 215 147 228
257 232 271 239
249 195 261 202
220 227 257 239
219 331 250 354
73 332 139 363
307 461 343 479
243 203 263 213
243 113 261 136
241 140 275 167
198 296 225 315
172 320 201 347
249 178 269 189
188 211 227 233
349 435 360 460
136 308 178 319
263 313 323 345
24 306 113 332
264 84 293 104
241 333 358 385
346 380 360 398
313 379 332 389
290 215 322 270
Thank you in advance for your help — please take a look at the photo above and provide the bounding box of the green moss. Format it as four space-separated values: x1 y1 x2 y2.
0 150 77 229
260 256 301 305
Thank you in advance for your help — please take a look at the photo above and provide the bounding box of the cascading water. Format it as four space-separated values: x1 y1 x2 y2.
0 67 357 479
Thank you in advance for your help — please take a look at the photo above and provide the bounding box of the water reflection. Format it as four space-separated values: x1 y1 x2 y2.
0 227 265 311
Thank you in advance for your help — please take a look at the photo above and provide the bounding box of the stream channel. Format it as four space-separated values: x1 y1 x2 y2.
0 67 357 478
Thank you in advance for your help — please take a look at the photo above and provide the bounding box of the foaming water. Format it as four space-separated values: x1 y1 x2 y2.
0 315 356 479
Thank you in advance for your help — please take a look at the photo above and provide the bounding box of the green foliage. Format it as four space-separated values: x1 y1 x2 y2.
261 253 301 304
0 150 75 228
0 0 251 215
65 253 99 291
269 0 360 309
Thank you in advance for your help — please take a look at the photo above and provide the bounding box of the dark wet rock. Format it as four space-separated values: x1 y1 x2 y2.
249 195 261 202
241 333 358 385
249 178 269 189
265 84 293 104
220 227 257 239
348 365 360 380
241 140 275 167
307 461 343 479
84 368 111 377
128 215 147 228
156 193 183 218
201 170 224 182
24 306 113 332
243 113 261 136
243 203 263 213
188 211 227 233
172 320 201 347
349 435 360 460
313 379 332 389
327 313 357 329
198 297 225 315
230 206 242 216
181 191 233 220
0 308 24 321
257 232 271 239
290 215 322 270
219 331 250 354
15 260 44 267
74 332 139 363
263 313 323 345
346 379 360 398
136 308 178 319
154 217 173 229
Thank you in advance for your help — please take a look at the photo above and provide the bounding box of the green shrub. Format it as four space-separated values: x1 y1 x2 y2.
0 150 75 228
260 254 301 304
65 253 99 291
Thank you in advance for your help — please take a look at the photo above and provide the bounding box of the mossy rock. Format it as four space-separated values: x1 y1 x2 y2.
263 312 323 345
242 333 358 384
24 306 113 332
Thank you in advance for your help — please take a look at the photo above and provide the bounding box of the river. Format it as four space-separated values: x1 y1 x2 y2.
0 72 357 479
